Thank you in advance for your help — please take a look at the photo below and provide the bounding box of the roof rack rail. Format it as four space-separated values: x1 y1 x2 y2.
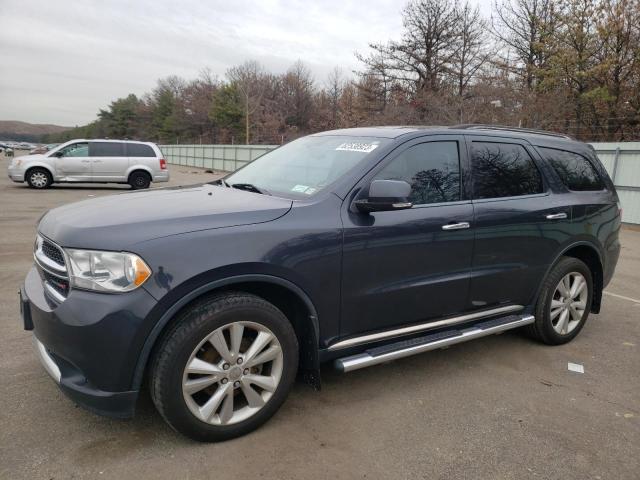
452 124 573 140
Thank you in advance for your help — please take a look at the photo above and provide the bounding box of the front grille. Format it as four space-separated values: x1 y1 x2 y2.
43 270 70 298
41 239 65 267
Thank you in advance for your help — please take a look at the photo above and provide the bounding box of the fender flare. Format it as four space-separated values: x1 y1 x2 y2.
131 274 320 391
532 240 604 307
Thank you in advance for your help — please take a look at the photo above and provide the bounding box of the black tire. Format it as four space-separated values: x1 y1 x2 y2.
150 292 298 442
26 168 52 189
129 170 151 189
525 257 593 345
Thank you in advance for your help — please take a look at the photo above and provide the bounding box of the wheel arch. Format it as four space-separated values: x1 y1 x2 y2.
538 241 604 314
126 166 153 181
132 274 320 392
25 164 54 181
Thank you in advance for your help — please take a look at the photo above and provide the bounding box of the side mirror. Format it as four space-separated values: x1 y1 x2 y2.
354 179 413 213
53 151 64 158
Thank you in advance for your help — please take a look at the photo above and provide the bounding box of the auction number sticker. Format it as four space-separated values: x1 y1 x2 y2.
335 142 379 153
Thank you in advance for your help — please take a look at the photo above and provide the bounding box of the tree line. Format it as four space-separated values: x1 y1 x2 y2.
44 0 640 145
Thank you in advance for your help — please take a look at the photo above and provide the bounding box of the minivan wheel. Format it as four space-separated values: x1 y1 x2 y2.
526 257 593 345
26 168 52 189
129 171 151 189
150 292 298 442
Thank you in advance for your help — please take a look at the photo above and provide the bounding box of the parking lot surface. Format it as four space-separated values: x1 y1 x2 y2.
1 157 638 479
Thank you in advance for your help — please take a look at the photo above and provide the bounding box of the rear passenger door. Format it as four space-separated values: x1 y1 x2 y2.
466 136 571 310
89 142 128 181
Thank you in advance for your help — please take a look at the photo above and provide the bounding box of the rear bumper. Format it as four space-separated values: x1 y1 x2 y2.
22 265 158 418
153 170 170 182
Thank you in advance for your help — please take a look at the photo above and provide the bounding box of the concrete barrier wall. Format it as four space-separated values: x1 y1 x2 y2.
159 144 277 172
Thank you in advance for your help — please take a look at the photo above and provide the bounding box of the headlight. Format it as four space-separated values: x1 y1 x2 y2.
65 249 152 292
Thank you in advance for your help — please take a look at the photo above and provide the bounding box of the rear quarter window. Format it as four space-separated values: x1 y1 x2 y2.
538 147 604 191
90 142 125 157
126 143 156 157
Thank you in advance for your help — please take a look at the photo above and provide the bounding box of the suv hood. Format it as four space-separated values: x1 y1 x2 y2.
38 184 293 250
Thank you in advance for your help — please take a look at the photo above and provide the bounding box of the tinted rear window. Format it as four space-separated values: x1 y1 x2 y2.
539 147 604 191
471 142 543 199
127 143 156 157
90 142 125 157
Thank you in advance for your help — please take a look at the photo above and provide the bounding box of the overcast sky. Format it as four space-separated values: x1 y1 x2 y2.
0 0 492 126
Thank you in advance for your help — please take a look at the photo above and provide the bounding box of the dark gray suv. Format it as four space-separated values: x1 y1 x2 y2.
20 125 621 441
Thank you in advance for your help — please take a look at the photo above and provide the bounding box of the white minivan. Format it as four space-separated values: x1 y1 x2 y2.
7 139 169 189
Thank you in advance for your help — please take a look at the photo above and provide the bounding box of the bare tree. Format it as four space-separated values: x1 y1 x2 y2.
326 67 344 128
227 60 266 143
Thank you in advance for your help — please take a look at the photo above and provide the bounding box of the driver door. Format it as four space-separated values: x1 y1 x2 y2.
53 142 91 180
340 136 475 338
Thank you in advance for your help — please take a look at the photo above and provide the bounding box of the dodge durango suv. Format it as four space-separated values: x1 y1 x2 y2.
8 139 169 189
20 125 621 441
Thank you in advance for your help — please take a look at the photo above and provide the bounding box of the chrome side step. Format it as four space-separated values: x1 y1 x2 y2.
334 314 534 373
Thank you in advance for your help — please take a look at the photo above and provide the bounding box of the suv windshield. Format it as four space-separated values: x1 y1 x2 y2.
224 135 390 197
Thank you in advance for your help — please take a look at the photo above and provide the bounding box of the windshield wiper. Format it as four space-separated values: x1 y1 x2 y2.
230 183 270 195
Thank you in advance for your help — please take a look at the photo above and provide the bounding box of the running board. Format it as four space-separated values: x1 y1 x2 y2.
334 314 534 373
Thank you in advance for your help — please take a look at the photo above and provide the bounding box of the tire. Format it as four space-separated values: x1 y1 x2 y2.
150 292 299 442
526 257 593 345
129 171 151 189
26 168 52 189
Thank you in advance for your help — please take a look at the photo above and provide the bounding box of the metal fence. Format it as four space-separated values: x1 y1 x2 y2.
160 144 277 172
591 142 640 225
160 142 640 224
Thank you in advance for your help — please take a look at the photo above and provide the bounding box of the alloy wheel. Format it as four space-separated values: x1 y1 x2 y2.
550 272 588 335
182 321 283 426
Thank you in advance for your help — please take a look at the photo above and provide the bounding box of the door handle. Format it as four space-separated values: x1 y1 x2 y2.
81 159 91 163
442 222 470 231
545 213 568 220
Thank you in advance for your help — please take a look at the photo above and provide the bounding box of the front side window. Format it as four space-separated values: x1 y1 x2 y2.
374 141 461 204
225 135 391 197
90 142 125 157
471 142 543 199
57 142 89 157
538 147 604 191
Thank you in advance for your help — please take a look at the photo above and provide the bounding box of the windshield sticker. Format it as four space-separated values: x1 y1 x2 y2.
292 184 310 193
335 142 379 153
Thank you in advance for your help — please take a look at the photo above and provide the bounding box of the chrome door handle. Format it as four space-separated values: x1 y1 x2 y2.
442 222 470 231
545 213 568 220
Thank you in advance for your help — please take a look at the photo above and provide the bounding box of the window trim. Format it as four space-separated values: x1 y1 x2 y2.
367 138 466 208
467 138 548 202
537 146 606 193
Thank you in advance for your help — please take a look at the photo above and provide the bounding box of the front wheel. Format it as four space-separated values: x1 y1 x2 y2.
526 257 593 345
26 168 52 189
150 293 298 441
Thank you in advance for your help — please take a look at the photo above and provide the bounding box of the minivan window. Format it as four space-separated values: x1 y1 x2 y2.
90 142 125 157
57 142 88 157
538 147 604 191
374 141 460 204
471 142 543 199
127 143 155 157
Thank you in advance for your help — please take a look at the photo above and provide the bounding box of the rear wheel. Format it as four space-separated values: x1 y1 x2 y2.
129 171 151 189
150 292 298 442
526 257 593 345
26 168 52 189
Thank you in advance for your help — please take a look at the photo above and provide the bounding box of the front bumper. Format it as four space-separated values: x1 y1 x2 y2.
22 265 158 418
7 166 24 182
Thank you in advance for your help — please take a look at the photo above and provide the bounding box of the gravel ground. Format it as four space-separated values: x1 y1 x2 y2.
1 157 638 479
